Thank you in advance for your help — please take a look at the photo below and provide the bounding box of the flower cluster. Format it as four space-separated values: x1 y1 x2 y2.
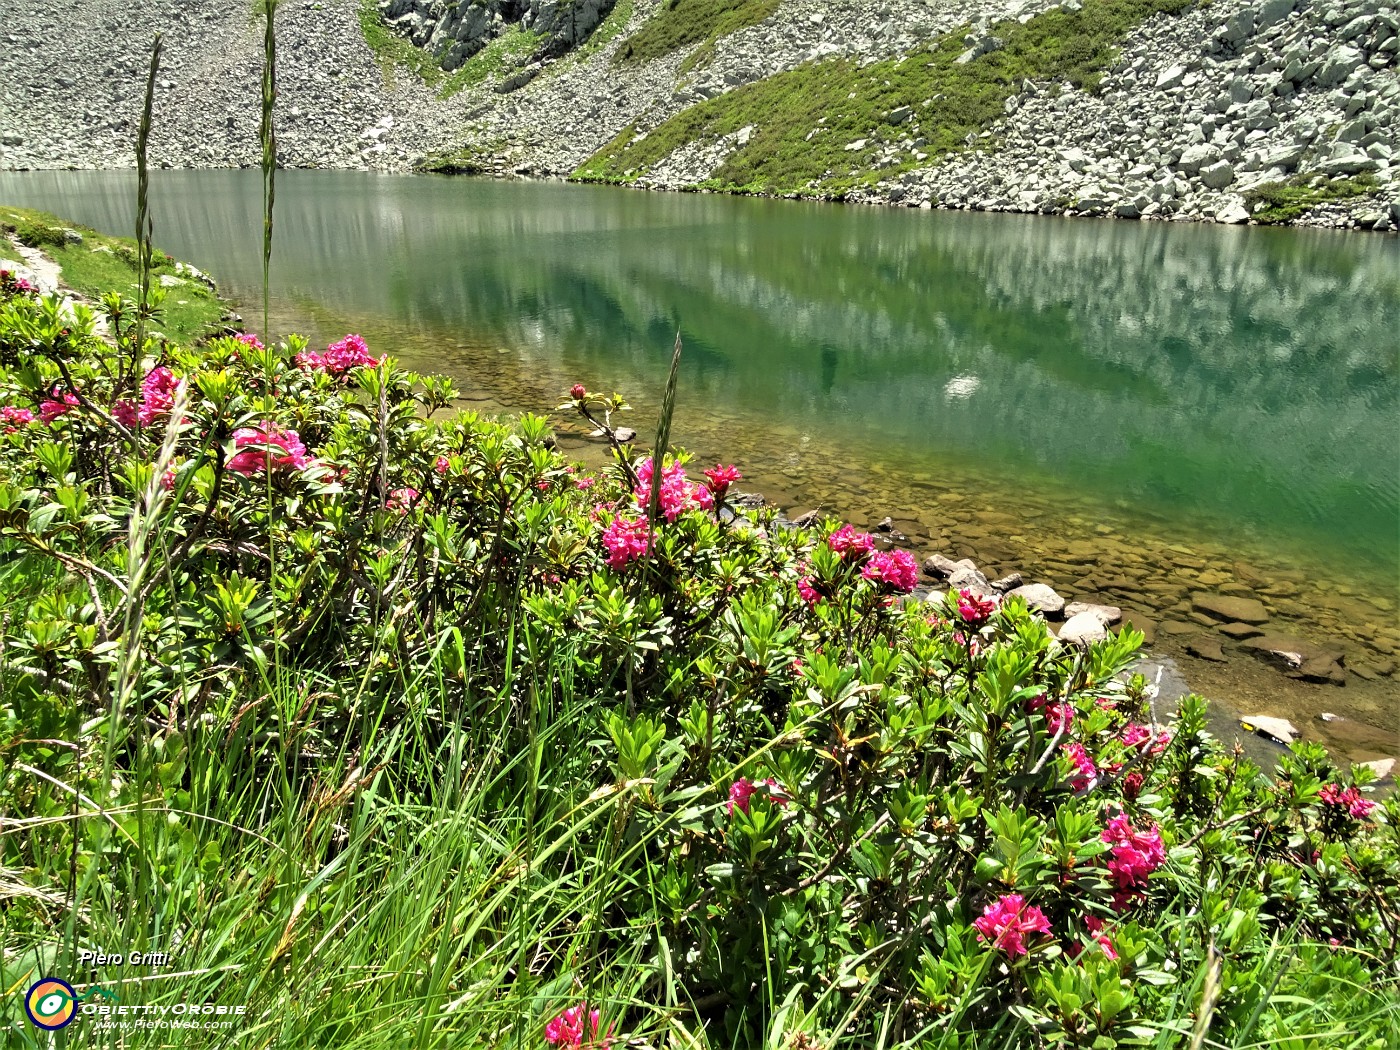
957 588 999 624
1 405 35 432
1063 742 1099 793
38 388 80 425
0 268 38 299
728 776 788 816
113 366 179 428
633 457 714 523
860 548 919 592
1028 694 1074 735
702 463 742 499
227 425 313 475
543 1002 613 1048
294 333 379 377
1319 782 1377 820
233 332 264 352
385 487 420 513
827 524 875 559
1102 813 1166 910
973 894 1052 956
601 515 651 569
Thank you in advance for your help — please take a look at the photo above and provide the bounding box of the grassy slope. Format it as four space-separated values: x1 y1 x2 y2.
358 0 446 89
614 0 781 71
576 0 1194 196
1 205 227 344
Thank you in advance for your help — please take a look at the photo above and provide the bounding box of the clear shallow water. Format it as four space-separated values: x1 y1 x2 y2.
2 170 1397 752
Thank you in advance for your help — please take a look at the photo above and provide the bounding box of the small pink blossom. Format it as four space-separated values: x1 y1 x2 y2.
956 589 998 624
1075 916 1118 961
385 487 420 512
1028 694 1073 735
728 776 787 816
634 457 711 522
160 465 179 491
226 425 313 475
702 463 742 498
569 383 588 400
796 569 823 609
234 332 265 351
827 524 875 559
543 1002 613 1048
1319 782 1377 820
575 475 596 491
861 549 919 592
434 456 450 475
973 894 1052 956
39 389 80 424
1064 742 1099 792
1102 813 1165 909
601 515 651 569
0 406 35 432
296 333 378 377
1121 771 1145 800
1120 723 1152 750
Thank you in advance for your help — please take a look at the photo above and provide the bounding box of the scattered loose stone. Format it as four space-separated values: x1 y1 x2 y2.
1064 601 1121 625
1240 714 1299 745
1187 635 1228 662
990 572 1024 592
1007 583 1066 616
1059 610 1110 646
1192 593 1270 624
1218 621 1265 639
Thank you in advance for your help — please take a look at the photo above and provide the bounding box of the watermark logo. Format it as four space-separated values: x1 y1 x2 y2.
25 978 79 1030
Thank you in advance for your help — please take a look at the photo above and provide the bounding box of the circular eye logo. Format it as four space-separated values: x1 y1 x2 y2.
25 978 79 1030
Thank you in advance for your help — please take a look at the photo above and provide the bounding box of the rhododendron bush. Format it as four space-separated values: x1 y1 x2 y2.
1 283 1396 1049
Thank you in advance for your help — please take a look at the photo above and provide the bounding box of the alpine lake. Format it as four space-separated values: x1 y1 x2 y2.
2 169 1396 767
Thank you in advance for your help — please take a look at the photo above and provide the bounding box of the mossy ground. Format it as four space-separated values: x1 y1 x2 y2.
1242 172 1381 224
1 205 227 344
614 0 781 69
439 26 544 98
576 0 1193 196
357 0 446 89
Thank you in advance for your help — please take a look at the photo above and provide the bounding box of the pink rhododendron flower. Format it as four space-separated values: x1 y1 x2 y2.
39 389 80 424
234 332 265 351
434 456 450 475
957 589 998 624
160 465 179 491
1064 742 1099 792
1028 694 1074 735
703 463 742 498
296 333 379 377
1319 782 1377 819
543 1002 613 1048
861 549 919 592
601 515 651 569
226 425 313 475
575 475 596 491
1074 916 1118 961
973 894 1052 956
0 406 35 432
1121 771 1145 800
796 569 823 609
385 487 420 512
115 366 179 427
1120 723 1152 749
728 776 787 815
633 457 712 522
569 383 588 400
1102 813 1165 909
827 524 875 559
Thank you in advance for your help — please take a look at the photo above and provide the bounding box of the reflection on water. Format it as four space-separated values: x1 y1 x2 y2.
1 169 1395 750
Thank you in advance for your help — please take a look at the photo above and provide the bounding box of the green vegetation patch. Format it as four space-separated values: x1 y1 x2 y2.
1 205 227 344
357 0 446 89
1242 172 1381 224
439 26 544 98
578 0 1193 196
614 0 780 67
413 139 509 175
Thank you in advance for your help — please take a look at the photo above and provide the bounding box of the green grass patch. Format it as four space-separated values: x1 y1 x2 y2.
413 139 509 175
614 0 780 67
1242 171 1381 224
439 26 544 98
554 0 636 68
577 0 1193 196
357 0 445 89
1 205 228 344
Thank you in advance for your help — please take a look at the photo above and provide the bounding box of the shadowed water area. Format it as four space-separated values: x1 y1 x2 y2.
2 170 1396 761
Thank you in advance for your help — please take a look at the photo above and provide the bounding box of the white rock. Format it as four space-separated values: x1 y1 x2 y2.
1059 611 1109 645
1240 715 1299 744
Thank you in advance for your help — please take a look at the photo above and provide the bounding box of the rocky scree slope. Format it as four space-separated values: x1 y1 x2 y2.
1 0 1398 230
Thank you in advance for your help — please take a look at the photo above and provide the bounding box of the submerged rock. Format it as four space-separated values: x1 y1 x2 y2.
1240 714 1299 745
1193 592 1270 624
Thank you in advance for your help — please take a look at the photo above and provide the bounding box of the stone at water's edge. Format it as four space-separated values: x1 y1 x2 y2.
1059 610 1110 645
1241 714 1300 745
1007 582 1066 617
1065 601 1122 625
1187 635 1228 662
1192 592 1270 624
1218 621 1266 639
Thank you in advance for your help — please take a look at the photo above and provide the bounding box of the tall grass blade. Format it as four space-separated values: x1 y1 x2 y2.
646 329 684 532
259 0 279 336
133 32 162 373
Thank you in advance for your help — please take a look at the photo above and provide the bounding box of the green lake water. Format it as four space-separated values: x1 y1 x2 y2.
2 170 1397 752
